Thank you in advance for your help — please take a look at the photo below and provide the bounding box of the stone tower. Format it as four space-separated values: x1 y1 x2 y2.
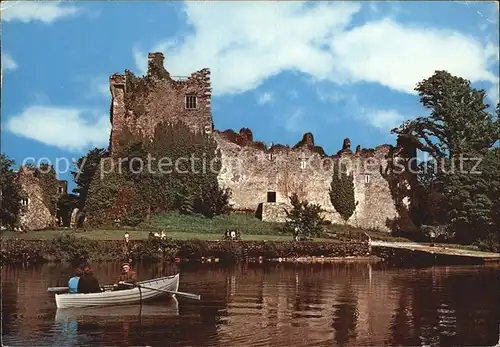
109 52 213 154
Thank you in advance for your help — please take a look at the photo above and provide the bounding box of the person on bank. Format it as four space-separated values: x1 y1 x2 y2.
68 267 83 293
113 262 137 290
77 264 102 293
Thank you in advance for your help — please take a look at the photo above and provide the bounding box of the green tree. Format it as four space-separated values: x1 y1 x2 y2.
195 184 231 218
443 148 500 244
329 160 357 222
0 154 21 229
392 70 500 245
391 70 499 161
71 148 108 208
283 193 325 239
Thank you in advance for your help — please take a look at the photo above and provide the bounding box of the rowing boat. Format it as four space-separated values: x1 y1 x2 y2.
55 297 179 322
55 274 179 309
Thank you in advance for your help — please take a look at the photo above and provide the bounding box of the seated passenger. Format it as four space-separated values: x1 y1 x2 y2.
77 264 102 293
68 267 83 293
113 262 137 290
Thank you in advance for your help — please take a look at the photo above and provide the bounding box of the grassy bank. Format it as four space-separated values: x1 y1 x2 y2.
0 235 370 265
0 211 419 243
1 229 308 242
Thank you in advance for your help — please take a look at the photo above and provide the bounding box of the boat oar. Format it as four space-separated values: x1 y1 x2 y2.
48 287 70 293
122 282 201 300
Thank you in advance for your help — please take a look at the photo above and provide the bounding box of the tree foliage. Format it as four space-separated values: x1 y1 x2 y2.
392 70 500 248
85 120 231 226
329 160 357 222
442 149 500 244
283 193 325 239
392 70 499 161
0 154 21 229
71 147 108 209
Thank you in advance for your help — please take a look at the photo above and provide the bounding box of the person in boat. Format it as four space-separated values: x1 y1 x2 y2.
68 267 84 293
77 264 102 293
113 262 137 290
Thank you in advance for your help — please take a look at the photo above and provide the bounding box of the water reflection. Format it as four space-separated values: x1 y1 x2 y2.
1 262 499 346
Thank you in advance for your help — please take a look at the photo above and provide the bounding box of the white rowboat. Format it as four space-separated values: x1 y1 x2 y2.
55 298 179 322
55 274 179 309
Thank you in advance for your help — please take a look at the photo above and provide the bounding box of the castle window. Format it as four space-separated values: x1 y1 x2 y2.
185 95 197 109
204 125 212 134
268 152 273 160
299 153 308 169
364 174 371 184
267 191 276 203
21 198 29 206
58 187 64 194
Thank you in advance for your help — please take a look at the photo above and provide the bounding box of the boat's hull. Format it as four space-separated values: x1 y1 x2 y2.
55 297 179 322
55 274 179 309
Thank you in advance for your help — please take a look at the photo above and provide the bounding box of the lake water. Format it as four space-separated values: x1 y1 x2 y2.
1 261 499 346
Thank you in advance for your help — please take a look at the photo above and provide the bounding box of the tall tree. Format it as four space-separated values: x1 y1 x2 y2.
0 154 21 229
329 160 357 222
391 70 499 161
71 148 108 208
391 70 500 245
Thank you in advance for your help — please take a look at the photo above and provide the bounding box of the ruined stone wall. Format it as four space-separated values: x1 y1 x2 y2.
215 130 411 232
109 52 212 154
17 167 54 231
106 53 417 233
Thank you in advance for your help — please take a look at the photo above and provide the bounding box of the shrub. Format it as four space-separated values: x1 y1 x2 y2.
282 193 325 239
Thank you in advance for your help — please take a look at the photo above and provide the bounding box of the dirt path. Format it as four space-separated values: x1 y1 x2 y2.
370 240 500 259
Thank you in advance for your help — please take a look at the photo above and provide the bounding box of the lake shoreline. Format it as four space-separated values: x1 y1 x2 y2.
0 237 371 265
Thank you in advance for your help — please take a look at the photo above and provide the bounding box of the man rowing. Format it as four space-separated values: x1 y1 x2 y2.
113 262 137 290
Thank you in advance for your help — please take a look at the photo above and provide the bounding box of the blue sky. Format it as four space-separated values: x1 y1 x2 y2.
1 1 499 191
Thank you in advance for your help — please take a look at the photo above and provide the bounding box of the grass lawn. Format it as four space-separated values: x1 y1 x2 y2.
0 211 413 243
0 229 332 242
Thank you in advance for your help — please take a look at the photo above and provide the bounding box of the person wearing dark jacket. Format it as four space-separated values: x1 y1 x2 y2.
113 262 137 290
77 265 101 293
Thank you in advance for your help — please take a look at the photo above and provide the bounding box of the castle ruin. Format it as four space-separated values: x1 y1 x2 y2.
109 52 416 232
15 166 68 231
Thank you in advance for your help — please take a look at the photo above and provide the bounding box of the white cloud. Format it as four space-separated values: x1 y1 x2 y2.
133 2 498 97
315 91 407 131
288 90 299 99
316 90 348 103
2 52 18 70
134 1 361 94
362 109 405 130
284 108 304 133
5 106 111 152
257 92 273 105
1 1 81 23
330 19 498 94
487 83 499 105
87 76 110 99
97 82 110 97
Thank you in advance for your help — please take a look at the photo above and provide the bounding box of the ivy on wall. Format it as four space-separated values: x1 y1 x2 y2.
86 120 231 227
34 164 60 216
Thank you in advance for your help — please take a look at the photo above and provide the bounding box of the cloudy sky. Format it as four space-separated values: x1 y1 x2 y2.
1 1 499 189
